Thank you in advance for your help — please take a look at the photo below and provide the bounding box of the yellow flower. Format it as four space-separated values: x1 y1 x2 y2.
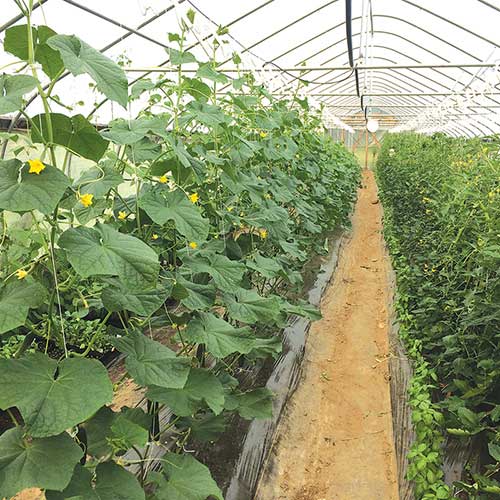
264 193 271 199
189 192 199 204
28 159 45 175
227 206 234 212
16 269 28 280
259 131 268 138
118 211 127 220
152 233 159 240
189 241 198 249
79 193 94 207
259 228 268 239
158 175 168 184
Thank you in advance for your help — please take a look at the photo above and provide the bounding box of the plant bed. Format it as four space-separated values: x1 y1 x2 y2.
0 7 360 499
377 132 500 499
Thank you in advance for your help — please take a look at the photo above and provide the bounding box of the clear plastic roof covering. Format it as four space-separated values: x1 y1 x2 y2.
2 0 500 136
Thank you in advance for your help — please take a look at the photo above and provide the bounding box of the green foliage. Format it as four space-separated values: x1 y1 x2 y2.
4 24 63 78
47 34 128 107
0 427 83 498
0 8 360 498
147 452 223 500
377 132 500 499
0 74 38 114
0 279 46 334
112 330 191 389
0 353 113 437
58 224 160 289
31 113 109 162
0 158 70 214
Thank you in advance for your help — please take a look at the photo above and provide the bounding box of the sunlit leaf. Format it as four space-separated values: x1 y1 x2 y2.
58 223 160 289
139 188 209 242
4 25 63 78
48 34 128 107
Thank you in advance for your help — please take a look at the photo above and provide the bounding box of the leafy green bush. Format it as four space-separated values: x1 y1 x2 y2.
377 132 500 499
0 5 360 498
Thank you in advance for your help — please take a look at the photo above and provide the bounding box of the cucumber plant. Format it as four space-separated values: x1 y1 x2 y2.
377 132 500 499
0 3 360 498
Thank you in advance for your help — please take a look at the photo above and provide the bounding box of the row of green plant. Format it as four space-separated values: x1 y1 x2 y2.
0 4 360 499
376 132 500 499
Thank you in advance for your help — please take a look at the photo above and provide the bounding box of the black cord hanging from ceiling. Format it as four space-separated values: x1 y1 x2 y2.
345 0 363 113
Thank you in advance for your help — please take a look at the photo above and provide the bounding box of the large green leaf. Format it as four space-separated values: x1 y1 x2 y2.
183 312 255 358
0 353 113 437
58 223 160 289
112 330 191 389
0 427 83 499
126 137 161 162
146 368 224 416
0 74 38 114
281 298 322 320
183 254 245 292
47 34 128 107
148 453 223 500
31 113 109 162
0 279 46 334
167 47 197 65
4 25 63 78
196 63 228 84
224 288 281 324
82 405 152 458
46 461 145 500
181 101 230 128
489 442 500 462
246 252 283 279
101 279 171 316
177 414 226 443
248 337 283 359
139 188 209 242
225 388 273 419
101 116 166 145
74 163 124 198
0 159 70 214
177 275 216 311
182 77 211 102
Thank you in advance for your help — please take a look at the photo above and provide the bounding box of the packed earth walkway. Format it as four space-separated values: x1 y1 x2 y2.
256 170 399 500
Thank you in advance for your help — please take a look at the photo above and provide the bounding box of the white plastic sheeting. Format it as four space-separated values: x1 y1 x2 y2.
1 0 500 136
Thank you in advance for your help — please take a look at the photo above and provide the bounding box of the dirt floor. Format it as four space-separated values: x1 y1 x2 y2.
255 170 399 500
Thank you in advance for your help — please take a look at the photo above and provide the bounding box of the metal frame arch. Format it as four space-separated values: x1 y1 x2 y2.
268 13 500 102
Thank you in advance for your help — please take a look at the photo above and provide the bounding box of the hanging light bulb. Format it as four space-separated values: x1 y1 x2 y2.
366 118 379 133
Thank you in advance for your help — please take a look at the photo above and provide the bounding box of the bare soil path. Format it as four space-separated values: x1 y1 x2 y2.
255 170 399 500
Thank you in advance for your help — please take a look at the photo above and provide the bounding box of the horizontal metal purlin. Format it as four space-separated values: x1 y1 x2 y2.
217 92 500 97
329 105 500 108
123 63 498 73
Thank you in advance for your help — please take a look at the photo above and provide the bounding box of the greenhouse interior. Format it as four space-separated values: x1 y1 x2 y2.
0 1 498 499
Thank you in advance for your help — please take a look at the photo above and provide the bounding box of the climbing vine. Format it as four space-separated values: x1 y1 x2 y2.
377 132 500 499
0 4 360 498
